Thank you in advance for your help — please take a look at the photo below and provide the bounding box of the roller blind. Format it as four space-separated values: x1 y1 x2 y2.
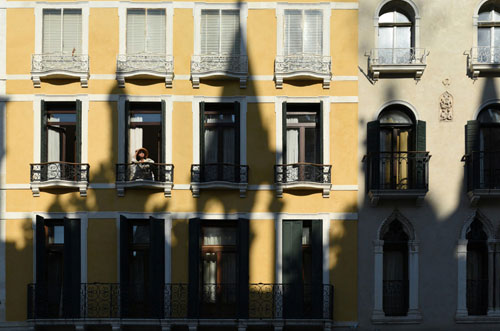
284 9 322 55
127 9 146 54
127 9 166 54
146 9 166 53
62 9 82 54
201 9 240 55
43 9 62 54
43 9 82 54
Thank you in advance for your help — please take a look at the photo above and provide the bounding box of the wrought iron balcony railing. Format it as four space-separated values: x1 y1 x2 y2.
275 163 331 184
364 151 430 191
28 283 334 320
116 53 174 87
190 54 248 88
116 163 174 183
470 47 500 65
369 48 427 66
462 151 500 191
30 162 89 183
383 280 409 317
31 53 90 87
191 163 248 184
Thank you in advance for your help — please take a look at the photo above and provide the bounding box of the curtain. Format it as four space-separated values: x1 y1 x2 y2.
127 9 146 54
146 9 166 54
43 9 61 54
203 253 217 302
397 131 409 189
62 9 82 55
128 127 143 162
286 129 299 164
47 127 61 162
204 129 218 163
223 128 235 164
203 227 236 245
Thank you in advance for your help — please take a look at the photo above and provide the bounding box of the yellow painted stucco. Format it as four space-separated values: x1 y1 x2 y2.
87 219 118 283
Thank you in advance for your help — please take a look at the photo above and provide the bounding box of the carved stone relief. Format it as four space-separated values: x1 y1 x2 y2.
439 91 453 121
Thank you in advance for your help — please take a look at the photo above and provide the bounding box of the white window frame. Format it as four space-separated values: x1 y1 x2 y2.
373 0 420 49
372 210 422 324
191 96 247 197
32 94 89 197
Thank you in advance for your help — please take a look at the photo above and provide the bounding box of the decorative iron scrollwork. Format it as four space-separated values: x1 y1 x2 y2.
274 163 331 184
30 162 90 182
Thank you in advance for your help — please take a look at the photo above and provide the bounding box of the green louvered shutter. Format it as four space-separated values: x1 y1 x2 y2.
234 101 241 167
366 121 381 190
149 216 165 318
35 215 47 318
282 102 287 164
238 218 249 318
318 101 324 164
40 101 47 163
200 102 205 167
311 220 323 318
188 218 201 318
282 220 303 318
75 100 82 163
465 120 480 191
124 101 130 163
161 100 166 163
414 120 427 190
119 215 129 317
63 217 81 318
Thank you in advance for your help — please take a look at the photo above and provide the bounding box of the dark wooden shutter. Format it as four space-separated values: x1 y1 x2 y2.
149 216 165 318
161 100 166 163
234 101 241 166
75 100 82 163
200 102 205 166
119 215 129 317
40 101 47 163
466 120 480 191
124 101 130 163
188 218 201 318
282 102 287 164
282 220 303 318
35 215 47 318
318 101 324 164
366 121 381 190
311 220 323 318
414 120 427 190
63 217 81 318
237 218 249 318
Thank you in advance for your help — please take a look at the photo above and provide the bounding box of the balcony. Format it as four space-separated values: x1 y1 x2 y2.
28 283 333 329
367 48 427 81
190 54 248 88
116 53 174 88
190 163 248 197
31 53 89 88
468 47 500 79
115 163 174 197
274 54 332 89
363 151 430 206
462 151 500 205
30 162 89 197
274 163 332 198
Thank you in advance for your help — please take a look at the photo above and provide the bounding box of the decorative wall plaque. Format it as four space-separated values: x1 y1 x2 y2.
439 91 453 121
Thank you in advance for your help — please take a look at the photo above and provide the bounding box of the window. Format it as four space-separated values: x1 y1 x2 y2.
201 9 240 55
120 216 164 318
378 8 413 64
43 9 82 55
126 9 166 54
34 216 81 318
284 10 322 56
477 2 500 63
466 219 488 316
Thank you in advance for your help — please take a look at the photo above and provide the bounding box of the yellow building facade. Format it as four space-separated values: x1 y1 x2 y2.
0 1 358 330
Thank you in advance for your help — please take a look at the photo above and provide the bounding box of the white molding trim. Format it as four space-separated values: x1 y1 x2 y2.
0 8 6 96
374 100 420 121
0 220 5 321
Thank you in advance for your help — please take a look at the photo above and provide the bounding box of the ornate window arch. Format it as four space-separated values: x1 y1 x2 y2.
372 210 422 324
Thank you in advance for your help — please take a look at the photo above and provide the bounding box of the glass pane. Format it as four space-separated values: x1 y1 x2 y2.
205 113 235 124
302 226 310 245
395 11 410 23
47 225 64 244
47 113 76 123
379 109 413 124
221 253 237 284
478 107 500 123
494 10 500 21
130 113 161 123
203 252 217 302
204 129 218 163
478 27 491 47
379 12 394 23
305 127 317 163
222 128 235 164
395 26 411 49
203 227 237 245
287 113 317 124
132 224 150 244
286 128 299 164
478 10 492 22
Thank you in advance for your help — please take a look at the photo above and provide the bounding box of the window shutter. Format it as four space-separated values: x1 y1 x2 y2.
282 220 303 318
149 216 165 318
41 101 48 163
234 102 241 166
188 218 201 318
161 100 166 164
127 9 146 54
119 215 129 317
237 218 249 318
303 10 323 55
124 101 130 163
366 121 381 190
414 120 427 190
43 9 61 54
282 102 287 164
415 120 426 152
201 10 220 54
63 217 81 318
319 101 324 164
76 100 82 164
62 9 82 55
146 9 166 54
284 10 303 55
200 102 205 166
311 219 323 318
220 10 240 55
465 120 480 191
35 215 47 318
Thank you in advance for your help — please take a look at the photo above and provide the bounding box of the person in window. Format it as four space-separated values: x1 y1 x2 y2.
131 147 155 181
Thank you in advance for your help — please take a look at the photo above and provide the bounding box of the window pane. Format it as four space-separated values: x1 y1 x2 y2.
305 127 317 163
146 9 166 54
479 10 492 22
286 128 299 164
287 113 316 124
302 226 310 245
478 107 500 123
395 11 410 23
127 9 146 54
62 9 82 54
204 129 218 163
284 10 303 55
43 9 62 54
395 26 410 49
220 10 240 54
132 224 150 244
222 128 235 164
47 113 76 123
130 113 161 123
379 109 413 124
47 225 64 244
379 12 394 23
203 227 237 245
201 10 220 54
478 27 491 47
303 10 322 55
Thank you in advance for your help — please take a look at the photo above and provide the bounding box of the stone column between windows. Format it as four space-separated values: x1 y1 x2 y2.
488 240 496 315
372 240 384 319
408 240 420 317
494 242 500 315
456 239 468 318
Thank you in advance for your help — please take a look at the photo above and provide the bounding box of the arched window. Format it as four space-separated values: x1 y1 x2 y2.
477 1 500 63
377 1 416 64
466 219 488 315
382 220 409 316
464 104 500 192
366 104 428 200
